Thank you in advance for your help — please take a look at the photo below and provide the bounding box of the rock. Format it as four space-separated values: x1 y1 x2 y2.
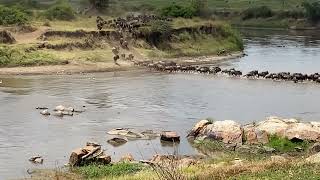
65 107 75 112
107 137 127 147
243 124 269 145
69 143 108 167
271 155 287 162
141 130 160 139
187 120 211 137
29 156 43 164
53 111 64 117
40 110 50 116
306 152 320 163
199 120 243 145
285 122 320 142
309 143 320 154
96 155 112 165
54 105 66 111
86 142 101 147
120 154 134 162
160 131 180 142
107 128 143 139
255 116 289 137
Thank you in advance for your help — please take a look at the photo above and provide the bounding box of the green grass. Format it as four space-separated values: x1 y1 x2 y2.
73 163 144 179
233 163 320 180
0 46 64 67
266 134 310 153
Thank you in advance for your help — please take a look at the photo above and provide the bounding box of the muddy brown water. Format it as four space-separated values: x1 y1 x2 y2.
1 29 320 179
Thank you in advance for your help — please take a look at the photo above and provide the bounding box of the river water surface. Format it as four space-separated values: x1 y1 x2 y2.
1 29 320 179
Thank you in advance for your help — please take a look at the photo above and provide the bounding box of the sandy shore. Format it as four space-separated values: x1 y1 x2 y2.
0 52 244 75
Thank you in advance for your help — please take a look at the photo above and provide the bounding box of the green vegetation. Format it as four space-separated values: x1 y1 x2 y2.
0 46 64 67
160 0 208 18
73 163 143 179
44 1 76 20
266 134 310 152
242 6 274 20
0 5 29 25
303 1 320 22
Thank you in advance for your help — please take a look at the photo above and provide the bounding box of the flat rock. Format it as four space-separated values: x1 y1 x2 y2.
160 131 180 142
107 128 143 139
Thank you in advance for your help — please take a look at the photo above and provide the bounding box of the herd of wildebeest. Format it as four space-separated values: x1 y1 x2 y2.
96 15 171 33
134 60 320 83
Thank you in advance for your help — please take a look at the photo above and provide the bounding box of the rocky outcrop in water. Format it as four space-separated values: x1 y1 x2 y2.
188 116 320 146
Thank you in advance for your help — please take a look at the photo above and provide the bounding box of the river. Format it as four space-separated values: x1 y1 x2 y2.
1 29 320 179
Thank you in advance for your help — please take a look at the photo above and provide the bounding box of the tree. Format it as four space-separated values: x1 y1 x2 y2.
89 0 109 11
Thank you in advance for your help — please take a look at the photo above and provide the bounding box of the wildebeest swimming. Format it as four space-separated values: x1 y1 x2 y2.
133 60 320 84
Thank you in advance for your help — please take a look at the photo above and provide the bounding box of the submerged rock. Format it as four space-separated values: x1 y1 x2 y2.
107 137 127 147
54 105 66 111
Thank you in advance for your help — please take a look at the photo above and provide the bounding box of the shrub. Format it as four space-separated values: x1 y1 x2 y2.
44 2 75 20
160 3 197 18
303 1 320 22
242 6 274 20
0 6 29 25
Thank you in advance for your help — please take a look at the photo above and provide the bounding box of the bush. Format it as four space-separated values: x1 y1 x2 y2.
44 2 75 20
303 1 320 22
160 3 197 18
150 20 173 36
242 6 274 20
0 6 29 25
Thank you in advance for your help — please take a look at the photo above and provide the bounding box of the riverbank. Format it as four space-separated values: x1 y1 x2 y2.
0 18 244 75
27 116 320 180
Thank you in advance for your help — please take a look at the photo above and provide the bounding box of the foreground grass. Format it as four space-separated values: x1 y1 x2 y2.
73 163 144 179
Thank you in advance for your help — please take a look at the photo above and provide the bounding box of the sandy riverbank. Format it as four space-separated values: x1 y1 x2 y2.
0 52 243 75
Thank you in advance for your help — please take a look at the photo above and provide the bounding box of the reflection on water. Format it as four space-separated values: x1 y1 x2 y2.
1 29 320 179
